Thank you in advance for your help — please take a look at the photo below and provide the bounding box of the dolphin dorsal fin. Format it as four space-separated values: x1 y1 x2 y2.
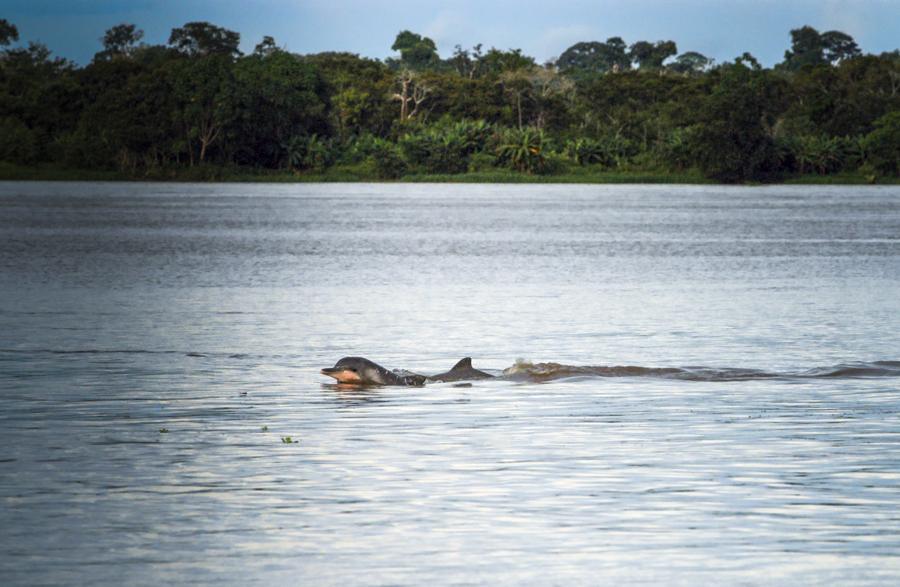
451 357 473 370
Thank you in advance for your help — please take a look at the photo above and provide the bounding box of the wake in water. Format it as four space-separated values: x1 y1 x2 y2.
3 349 899 384
502 359 900 382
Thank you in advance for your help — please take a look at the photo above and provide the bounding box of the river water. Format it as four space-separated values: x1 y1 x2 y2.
1 182 899 585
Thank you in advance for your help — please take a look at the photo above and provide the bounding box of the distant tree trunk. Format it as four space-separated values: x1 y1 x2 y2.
392 71 430 122
394 75 411 121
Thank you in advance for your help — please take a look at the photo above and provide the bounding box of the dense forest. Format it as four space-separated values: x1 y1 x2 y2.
1 18 898 182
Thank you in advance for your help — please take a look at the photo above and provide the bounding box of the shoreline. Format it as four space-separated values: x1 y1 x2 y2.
0 163 894 185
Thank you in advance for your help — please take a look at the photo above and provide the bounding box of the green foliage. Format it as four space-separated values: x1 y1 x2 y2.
786 135 857 175
284 134 335 172
689 60 788 182
656 127 698 171
862 111 900 176
629 40 678 70
494 127 552 174
95 24 144 62
0 18 18 46
0 20 895 183
370 139 407 179
0 117 38 164
468 152 496 172
557 38 630 77
390 30 439 70
168 22 241 58
781 26 861 70
668 52 712 75
231 50 329 167
399 119 492 173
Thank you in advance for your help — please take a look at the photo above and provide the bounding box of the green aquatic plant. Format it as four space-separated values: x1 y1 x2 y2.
281 436 298 444
159 428 169 433
261 425 268 432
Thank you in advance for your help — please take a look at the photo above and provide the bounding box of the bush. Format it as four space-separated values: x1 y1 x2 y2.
399 120 492 174
468 152 496 172
494 127 552 174
0 118 39 165
370 140 407 179
862 112 900 176
566 138 608 166
338 134 381 164
283 134 336 172
656 127 697 171
689 61 788 183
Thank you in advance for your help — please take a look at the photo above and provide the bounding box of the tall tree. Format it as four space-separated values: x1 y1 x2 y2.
821 31 861 64
168 22 241 58
231 51 329 167
668 51 712 75
782 26 862 70
557 37 630 76
390 30 439 70
169 56 237 164
629 40 677 70
94 24 144 61
690 56 788 182
0 18 19 46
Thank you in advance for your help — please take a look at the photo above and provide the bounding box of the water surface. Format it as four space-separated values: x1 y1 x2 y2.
1 182 899 585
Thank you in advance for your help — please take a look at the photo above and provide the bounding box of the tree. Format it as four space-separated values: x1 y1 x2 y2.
94 24 144 61
0 41 79 163
862 111 900 175
303 52 393 138
253 36 278 58
494 127 551 174
782 26 825 70
629 40 677 70
390 30 439 70
169 56 237 164
689 58 788 182
231 51 329 167
449 43 483 78
668 51 712 75
168 22 241 58
392 69 431 122
477 47 534 76
821 31 861 64
0 18 19 46
557 37 630 76
782 26 860 70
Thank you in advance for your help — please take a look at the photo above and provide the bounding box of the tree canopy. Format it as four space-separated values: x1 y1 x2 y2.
0 21 897 182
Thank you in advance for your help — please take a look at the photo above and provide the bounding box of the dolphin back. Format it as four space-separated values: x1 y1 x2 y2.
428 357 494 382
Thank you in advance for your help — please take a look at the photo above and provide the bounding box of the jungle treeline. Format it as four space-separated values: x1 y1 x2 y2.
1 18 898 182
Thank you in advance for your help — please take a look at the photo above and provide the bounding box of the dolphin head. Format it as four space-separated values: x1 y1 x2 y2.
321 357 391 385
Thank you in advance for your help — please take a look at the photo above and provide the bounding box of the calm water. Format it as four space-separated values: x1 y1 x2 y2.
1 182 899 585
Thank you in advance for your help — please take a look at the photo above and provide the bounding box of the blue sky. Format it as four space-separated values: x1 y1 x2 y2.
4 0 899 66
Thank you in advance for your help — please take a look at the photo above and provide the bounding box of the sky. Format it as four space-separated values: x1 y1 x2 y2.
3 0 899 66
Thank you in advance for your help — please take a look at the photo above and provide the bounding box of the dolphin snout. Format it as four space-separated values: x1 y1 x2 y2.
320 366 362 383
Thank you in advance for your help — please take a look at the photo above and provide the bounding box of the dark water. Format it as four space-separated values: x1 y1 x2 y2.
1 182 899 585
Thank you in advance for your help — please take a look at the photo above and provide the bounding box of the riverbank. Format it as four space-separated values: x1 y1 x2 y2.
0 162 894 185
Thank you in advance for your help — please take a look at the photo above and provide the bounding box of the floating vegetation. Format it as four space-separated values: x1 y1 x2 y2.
281 436 298 444
159 428 169 433
261 425 269 432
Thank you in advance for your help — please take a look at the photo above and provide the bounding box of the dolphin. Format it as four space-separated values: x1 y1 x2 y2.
320 356 493 386
427 357 494 382
320 357 427 386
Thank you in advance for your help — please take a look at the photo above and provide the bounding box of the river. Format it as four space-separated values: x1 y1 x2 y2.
1 182 899 585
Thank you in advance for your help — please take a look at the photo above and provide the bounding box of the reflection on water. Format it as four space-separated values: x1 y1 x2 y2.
1 182 900 585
